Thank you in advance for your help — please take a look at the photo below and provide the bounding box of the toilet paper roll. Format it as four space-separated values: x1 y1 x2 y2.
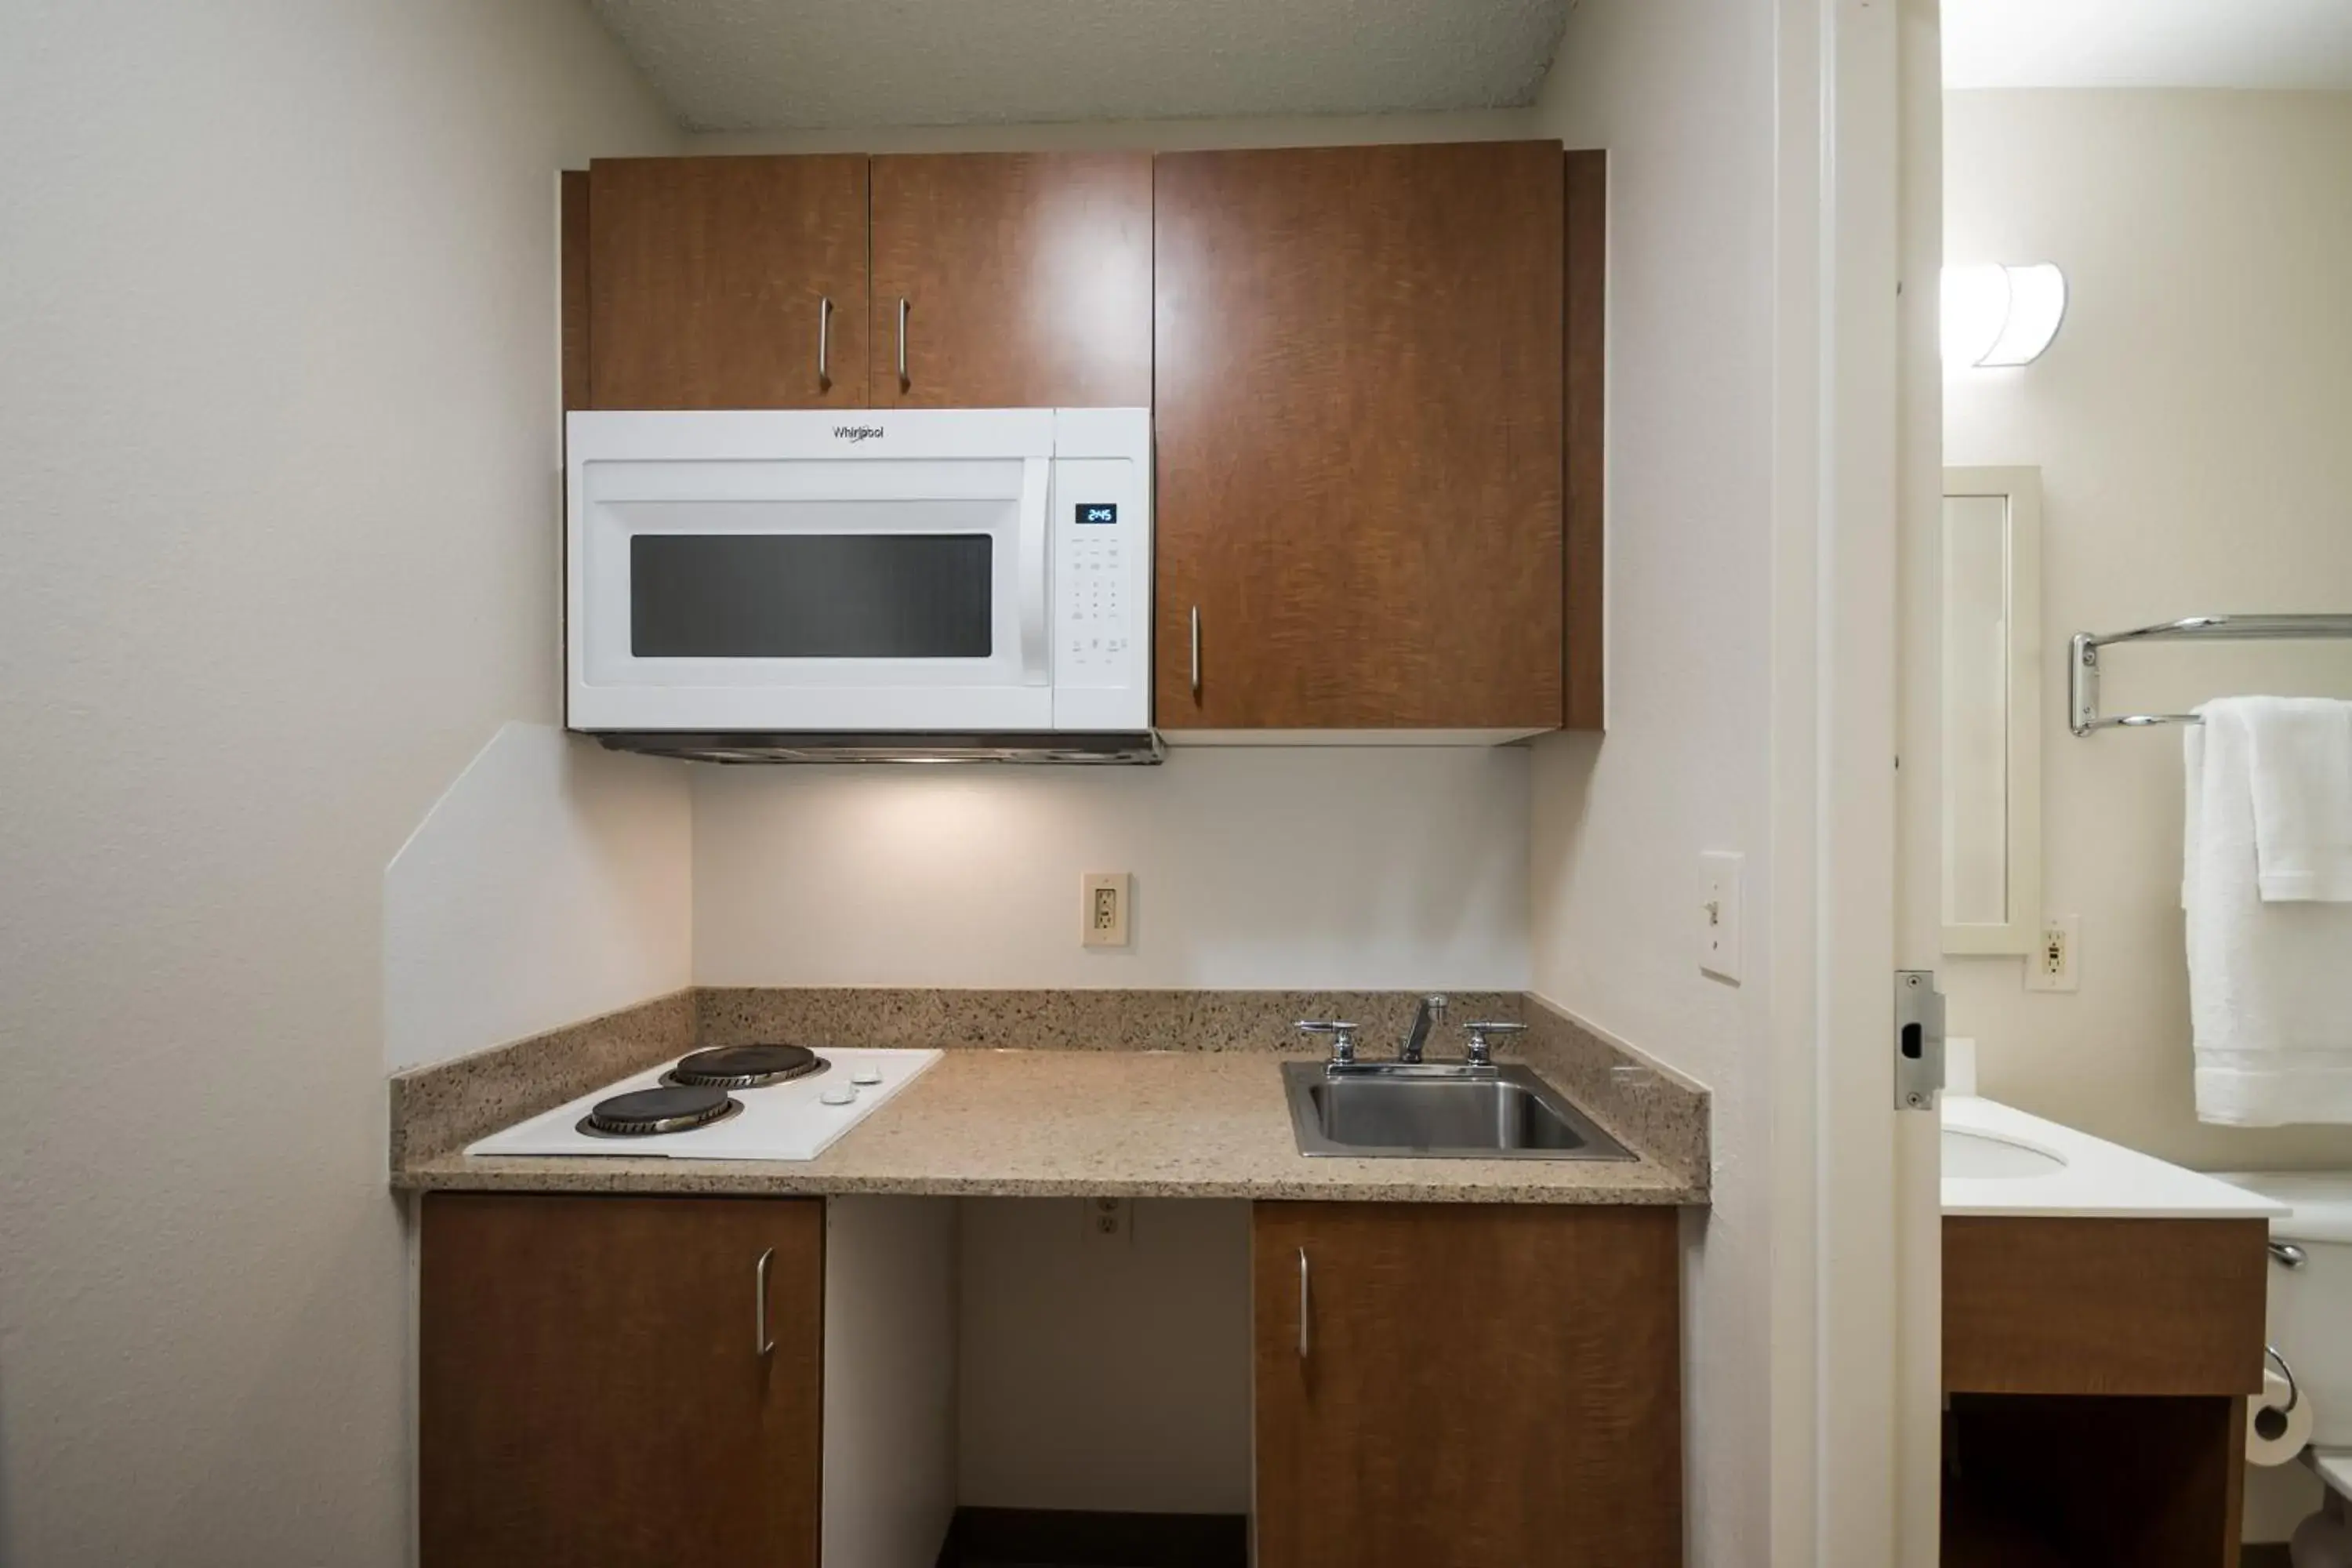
2249 1366 2317 1466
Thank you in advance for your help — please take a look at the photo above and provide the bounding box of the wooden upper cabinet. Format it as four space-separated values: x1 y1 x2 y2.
1154 143 1566 731
586 154 869 409
419 1194 825 1568
869 152 1153 408
1253 1203 1681 1568
1563 150 1608 731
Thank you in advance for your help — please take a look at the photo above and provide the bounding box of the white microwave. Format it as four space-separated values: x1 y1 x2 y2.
564 407 1155 761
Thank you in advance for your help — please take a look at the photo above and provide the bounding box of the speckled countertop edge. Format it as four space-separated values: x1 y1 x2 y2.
391 989 1711 1206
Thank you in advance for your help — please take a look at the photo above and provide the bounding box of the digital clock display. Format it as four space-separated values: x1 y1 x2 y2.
1076 504 1118 526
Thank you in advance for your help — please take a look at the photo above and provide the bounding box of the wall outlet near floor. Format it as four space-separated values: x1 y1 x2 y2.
1080 872 1131 948
1083 1196 1132 1245
2024 915 2080 993
1697 851 1744 984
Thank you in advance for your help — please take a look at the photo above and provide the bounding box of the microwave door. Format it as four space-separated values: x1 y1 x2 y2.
572 453 1054 732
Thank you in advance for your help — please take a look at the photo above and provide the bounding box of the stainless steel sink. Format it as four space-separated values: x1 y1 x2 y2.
1280 1061 1635 1161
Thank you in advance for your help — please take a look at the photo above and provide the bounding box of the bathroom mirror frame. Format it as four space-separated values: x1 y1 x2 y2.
1940 466 2044 956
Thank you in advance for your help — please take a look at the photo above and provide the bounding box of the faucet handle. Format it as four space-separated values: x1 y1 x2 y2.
1461 1020 1526 1067
1294 1019 1359 1065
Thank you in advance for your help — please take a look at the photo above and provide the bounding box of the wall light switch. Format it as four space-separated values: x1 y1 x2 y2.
1082 872 1131 948
1699 851 1744 984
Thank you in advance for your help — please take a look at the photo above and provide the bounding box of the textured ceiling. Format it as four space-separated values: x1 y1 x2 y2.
586 0 1573 131
1947 0 2352 89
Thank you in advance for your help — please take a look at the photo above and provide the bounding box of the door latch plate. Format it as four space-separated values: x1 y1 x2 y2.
1895 970 1945 1111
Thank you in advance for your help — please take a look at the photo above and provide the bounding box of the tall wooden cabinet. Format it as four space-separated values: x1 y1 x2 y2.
1152 143 1567 731
418 1194 826 1568
1252 1202 1682 1568
869 152 1153 408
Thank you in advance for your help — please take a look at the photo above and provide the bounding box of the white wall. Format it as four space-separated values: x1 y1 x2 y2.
383 723 691 1072
823 1197 960 1567
0 5 679 1561
1528 4 1780 1563
1944 89 2352 1171
694 748 1531 989
958 1200 1253 1514
695 107 1542 156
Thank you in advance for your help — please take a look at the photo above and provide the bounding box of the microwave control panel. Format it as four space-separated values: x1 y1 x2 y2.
1053 456 1146 699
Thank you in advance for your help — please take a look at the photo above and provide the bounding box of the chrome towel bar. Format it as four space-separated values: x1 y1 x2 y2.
2068 613 2352 735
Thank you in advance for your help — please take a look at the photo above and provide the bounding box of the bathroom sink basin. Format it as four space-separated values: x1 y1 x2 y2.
1942 1127 2066 1180
1280 1062 1635 1161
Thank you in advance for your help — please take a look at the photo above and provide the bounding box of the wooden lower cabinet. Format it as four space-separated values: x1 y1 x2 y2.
418 1193 825 1568
1941 1216 2269 1568
1252 1202 1682 1568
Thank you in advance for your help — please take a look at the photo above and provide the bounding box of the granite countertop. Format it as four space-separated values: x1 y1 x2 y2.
390 989 1711 1206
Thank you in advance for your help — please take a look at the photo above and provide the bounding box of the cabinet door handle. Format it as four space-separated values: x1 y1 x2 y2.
1297 1246 1310 1360
1189 606 1202 700
896 297 910 391
816 296 833 391
755 1247 775 1358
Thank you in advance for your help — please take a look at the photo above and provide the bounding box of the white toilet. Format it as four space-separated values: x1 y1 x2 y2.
2224 1172 2352 1506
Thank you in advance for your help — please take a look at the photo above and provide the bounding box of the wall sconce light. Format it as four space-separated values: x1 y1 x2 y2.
1941 263 2067 368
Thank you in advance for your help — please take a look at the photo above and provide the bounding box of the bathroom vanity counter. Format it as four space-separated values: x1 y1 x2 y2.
1942 1094 2289 1220
1936 1095 2285 1568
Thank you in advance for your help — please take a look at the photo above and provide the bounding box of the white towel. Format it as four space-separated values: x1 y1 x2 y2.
2229 696 2352 902
2185 703 2352 1125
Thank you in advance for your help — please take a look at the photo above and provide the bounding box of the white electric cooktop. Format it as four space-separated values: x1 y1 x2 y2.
467 1046 941 1162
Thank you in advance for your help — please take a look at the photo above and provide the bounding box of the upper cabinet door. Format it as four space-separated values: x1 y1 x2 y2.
587 155 869 409
869 152 1153 409
1154 143 1565 731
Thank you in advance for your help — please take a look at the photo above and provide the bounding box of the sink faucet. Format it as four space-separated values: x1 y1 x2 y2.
1400 994 1447 1064
1297 996 1514 1079
1294 1018 1358 1067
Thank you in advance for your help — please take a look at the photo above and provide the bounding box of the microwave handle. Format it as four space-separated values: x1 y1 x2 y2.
1018 457 1051 685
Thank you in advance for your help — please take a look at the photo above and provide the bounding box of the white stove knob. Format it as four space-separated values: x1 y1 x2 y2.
820 1086 858 1106
851 1066 884 1086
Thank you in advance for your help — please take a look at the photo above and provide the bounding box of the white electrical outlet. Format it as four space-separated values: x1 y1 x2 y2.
1083 1196 1132 1245
1081 872 1131 948
2024 915 2080 993
1698 851 1744 983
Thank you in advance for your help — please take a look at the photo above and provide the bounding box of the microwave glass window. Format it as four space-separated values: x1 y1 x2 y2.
630 534 993 659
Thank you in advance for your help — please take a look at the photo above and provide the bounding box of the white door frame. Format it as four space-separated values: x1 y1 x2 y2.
1769 0 1944 1563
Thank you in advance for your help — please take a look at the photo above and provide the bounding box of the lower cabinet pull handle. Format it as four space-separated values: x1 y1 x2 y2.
1298 1246 1310 1360
755 1247 775 1357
